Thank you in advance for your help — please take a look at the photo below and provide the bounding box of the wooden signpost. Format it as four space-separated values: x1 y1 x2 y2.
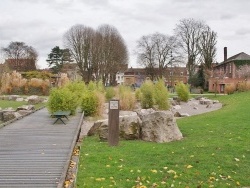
108 100 119 146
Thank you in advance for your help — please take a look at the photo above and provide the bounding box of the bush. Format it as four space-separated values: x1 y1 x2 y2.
87 81 97 91
118 85 135 110
81 91 99 116
140 80 154 109
47 87 79 115
105 87 116 101
95 91 105 116
154 79 169 110
135 88 142 101
225 84 235 94
175 82 190 102
65 81 86 99
237 82 250 92
96 80 105 93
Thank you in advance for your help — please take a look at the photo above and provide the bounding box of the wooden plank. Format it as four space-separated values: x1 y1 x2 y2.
0 108 83 188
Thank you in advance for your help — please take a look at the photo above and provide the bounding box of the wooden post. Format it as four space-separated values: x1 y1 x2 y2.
108 100 119 146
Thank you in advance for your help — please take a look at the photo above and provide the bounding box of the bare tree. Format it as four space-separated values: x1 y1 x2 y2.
152 33 177 78
135 32 176 80
97 24 128 85
2 41 38 70
198 26 217 69
236 64 250 79
197 26 217 90
63 24 95 82
64 24 128 85
136 34 156 80
174 18 206 82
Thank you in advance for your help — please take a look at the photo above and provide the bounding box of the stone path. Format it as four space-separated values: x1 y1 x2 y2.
0 108 83 188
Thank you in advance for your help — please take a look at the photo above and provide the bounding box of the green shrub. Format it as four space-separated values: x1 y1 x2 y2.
154 79 169 110
140 80 154 109
81 91 99 116
105 87 115 101
118 85 135 110
65 81 86 99
87 81 97 91
96 80 105 92
175 82 190 102
135 88 142 101
47 87 79 115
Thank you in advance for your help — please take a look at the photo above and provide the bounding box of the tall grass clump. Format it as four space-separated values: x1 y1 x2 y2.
81 90 105 116
65 81 86 99
47 87 79 115
154 79 169 110
105 87 116 101
237 81 250 92
96 80 105 92
87 80 97 91
118 85 135 110
225 84 235 94
175 82 189 102
140 80 154 108
135 88 142 101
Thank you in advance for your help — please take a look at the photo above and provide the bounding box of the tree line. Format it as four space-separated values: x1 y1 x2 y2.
1 18 218 89
136 18 217 89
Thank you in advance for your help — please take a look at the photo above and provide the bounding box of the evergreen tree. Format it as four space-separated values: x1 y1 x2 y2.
46 46 72 74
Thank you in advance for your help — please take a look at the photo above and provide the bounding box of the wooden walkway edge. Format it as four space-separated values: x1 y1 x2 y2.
0 108 83 188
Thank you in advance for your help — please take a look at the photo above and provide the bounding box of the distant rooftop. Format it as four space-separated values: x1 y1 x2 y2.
225 52 250 63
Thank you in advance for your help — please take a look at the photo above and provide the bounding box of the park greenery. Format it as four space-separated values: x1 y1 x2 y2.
76 91 250 187
47 79 179 117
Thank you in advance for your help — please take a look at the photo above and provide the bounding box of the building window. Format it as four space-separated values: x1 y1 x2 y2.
118 76 120 80
229 63 232 73
170 72 173 76
180 72 183 76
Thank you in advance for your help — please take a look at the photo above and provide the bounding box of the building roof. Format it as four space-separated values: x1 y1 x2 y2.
225 52 250 63
215 52 250 68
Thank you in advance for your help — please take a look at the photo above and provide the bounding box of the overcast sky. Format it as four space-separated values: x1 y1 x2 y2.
1 0 250 69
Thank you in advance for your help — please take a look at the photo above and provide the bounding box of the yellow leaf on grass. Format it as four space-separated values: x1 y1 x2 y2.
151 169 157 173
234 158 240 162
236 181 240 186
186 165 193 169
95 178 105 181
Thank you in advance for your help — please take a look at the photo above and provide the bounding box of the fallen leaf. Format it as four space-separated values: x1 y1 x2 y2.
151 169 157 173
234 158 240 162
186 165 193 169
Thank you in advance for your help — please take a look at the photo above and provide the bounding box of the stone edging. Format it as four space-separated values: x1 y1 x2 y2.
57 111 84 188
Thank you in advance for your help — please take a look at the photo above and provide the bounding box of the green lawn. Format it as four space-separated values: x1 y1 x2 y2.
76 92 250 188
0 100 28 110
0 99 45 110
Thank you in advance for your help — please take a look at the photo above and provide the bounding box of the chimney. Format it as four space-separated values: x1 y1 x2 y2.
224 47 227 62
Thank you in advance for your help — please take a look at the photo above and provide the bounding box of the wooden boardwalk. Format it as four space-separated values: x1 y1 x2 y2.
0 108 83 188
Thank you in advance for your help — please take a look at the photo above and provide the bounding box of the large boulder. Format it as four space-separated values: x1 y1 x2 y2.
88 114 142 141
17 105 35 111
119 115 141 140
27 95 44 104
3 111 21 122
140 111 183 143
88 119 108 136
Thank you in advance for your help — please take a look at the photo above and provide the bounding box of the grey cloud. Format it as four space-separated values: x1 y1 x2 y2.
235 28 250 36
